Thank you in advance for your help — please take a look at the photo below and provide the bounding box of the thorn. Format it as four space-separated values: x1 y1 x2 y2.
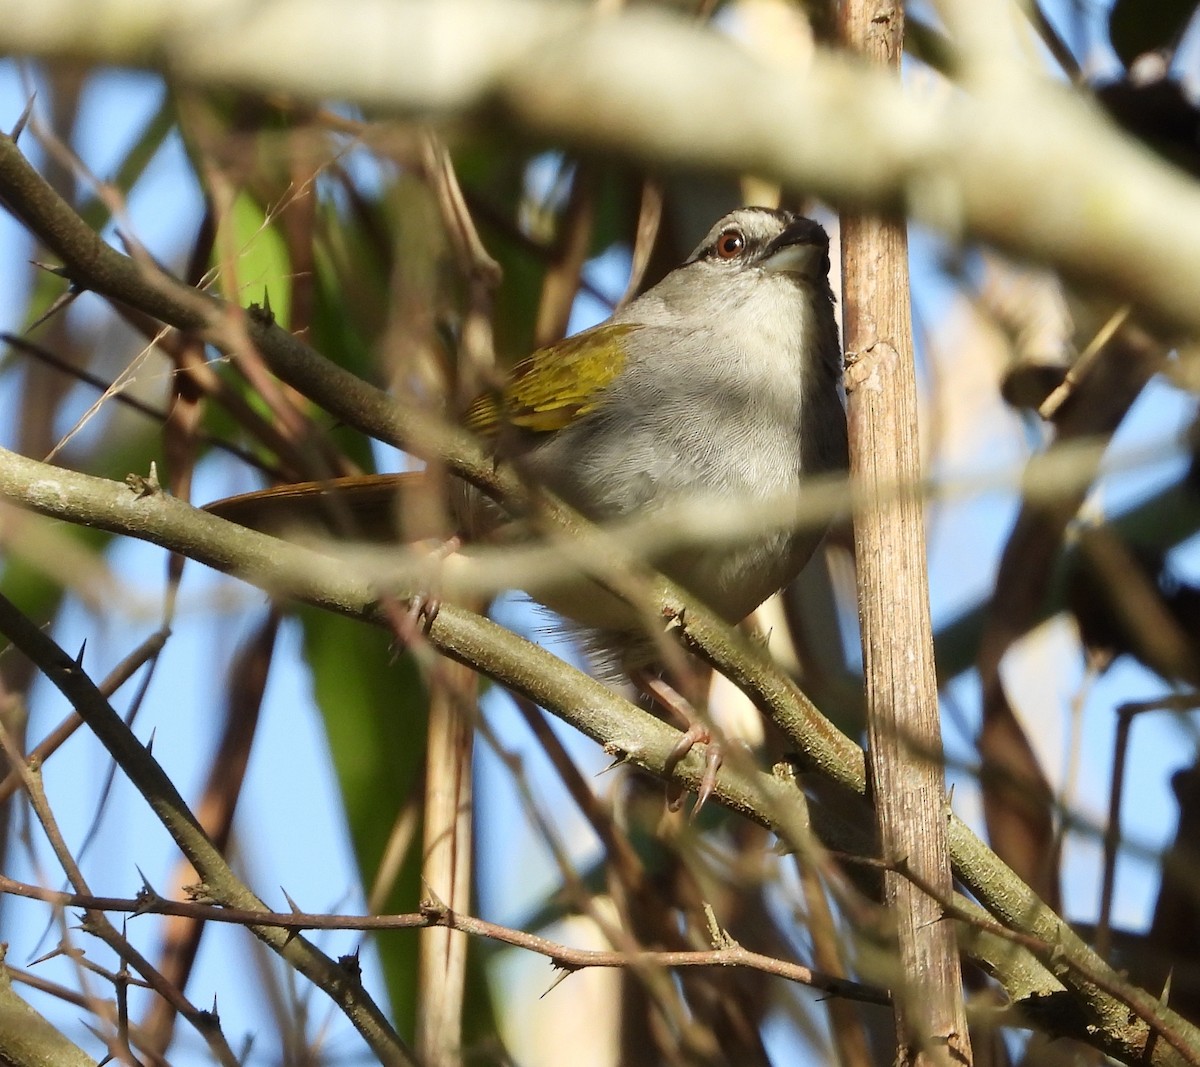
338 951 362 982
702 902 737 949
27 943 69 967
197 993 221 1028
145 728 156 756
247 299 274 327
125 462 161 498
261 288 273 319
702 902 722 943
237 1033 256 1064
29 259 70 278
10 95 34 142
113 227 143 259
1161 968 1174 1005
540 965 575 998
74 640 87 667
595 751 629 777
25 282 82 332
278 888 304 941
419 889 447 922
133 867 159 914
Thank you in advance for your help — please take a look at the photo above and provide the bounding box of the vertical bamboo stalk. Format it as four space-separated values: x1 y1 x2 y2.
837 3 972 1063
416 663 475 1067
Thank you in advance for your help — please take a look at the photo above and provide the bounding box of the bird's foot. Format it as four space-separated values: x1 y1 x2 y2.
634 671 722 817
387 534 463 649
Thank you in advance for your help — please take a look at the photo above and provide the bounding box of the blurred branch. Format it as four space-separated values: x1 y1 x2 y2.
0 1 1199 334
976 321 1163 906
0 947 95 1067
0 128 518 503
935 473 1200 681
0 333 272 474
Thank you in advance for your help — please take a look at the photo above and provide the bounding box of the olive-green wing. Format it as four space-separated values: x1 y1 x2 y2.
466 322 636 437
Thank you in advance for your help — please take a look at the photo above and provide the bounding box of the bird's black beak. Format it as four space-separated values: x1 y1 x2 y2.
761 218 829 276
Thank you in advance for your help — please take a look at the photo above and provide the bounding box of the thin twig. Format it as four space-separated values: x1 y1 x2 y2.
0 873 890 1005
0 717 242 1067
0 592 418 1067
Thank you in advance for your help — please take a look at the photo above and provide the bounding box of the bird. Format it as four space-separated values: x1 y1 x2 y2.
207 206 847 794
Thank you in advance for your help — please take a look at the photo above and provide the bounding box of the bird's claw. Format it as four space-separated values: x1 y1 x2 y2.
664 722 722 817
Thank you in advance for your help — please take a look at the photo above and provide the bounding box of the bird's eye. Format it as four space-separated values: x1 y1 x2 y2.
715 230 746 260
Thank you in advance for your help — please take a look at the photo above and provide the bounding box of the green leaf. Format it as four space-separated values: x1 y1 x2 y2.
215 191 293 330
297 607 427 1032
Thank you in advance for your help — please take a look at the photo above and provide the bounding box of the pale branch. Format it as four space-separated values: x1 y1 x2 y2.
0 1 1197 334
0 945 95 1067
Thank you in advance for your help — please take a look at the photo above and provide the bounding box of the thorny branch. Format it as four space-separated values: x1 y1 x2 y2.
0 874 890 1007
